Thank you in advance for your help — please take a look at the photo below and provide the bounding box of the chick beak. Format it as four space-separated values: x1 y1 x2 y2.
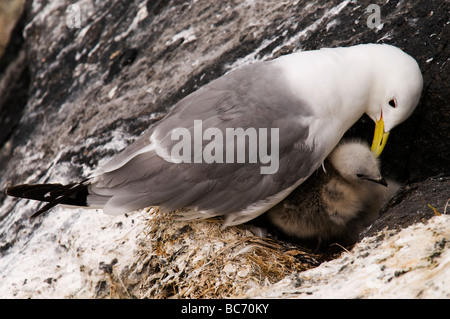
366 177 388 187
371 113 390 158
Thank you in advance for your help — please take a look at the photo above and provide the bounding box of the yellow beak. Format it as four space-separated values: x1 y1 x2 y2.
371 115 390 158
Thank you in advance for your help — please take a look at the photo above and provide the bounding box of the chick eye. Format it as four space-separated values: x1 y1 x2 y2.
389 98 397 108
356 174 365 178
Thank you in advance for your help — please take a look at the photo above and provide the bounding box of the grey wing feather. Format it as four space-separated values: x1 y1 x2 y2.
89 61 320 221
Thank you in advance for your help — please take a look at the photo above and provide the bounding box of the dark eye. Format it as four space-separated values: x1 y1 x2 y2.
356 174 365 178
389 99 397 108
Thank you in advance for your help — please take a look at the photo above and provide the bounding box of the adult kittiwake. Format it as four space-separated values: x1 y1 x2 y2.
6 44 423 226
264 140 398 248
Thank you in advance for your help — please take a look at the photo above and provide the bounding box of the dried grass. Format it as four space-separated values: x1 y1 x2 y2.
114 208 326 299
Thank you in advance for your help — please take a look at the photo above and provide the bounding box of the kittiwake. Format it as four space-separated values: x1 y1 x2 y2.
6 44 423 227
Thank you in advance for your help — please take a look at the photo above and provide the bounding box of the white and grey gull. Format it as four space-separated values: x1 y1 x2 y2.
6 44 423 227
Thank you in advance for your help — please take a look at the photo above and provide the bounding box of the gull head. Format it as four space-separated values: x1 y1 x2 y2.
365 44 423 157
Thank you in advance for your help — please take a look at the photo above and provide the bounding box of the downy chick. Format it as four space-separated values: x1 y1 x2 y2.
264 141 398 248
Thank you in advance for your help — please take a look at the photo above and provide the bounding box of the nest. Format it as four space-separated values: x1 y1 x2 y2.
105 208 327 299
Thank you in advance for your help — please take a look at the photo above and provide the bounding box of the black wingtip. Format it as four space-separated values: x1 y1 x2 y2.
5 184 30 197
30 201 58 218
6 180 90 218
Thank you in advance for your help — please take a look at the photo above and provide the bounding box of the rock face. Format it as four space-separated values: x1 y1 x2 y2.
256 215 450 299
0 0 448 298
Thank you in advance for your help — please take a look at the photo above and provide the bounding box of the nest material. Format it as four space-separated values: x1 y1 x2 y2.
116 208 325 299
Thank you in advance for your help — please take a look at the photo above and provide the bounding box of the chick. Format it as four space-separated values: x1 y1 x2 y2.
264 141 398 248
